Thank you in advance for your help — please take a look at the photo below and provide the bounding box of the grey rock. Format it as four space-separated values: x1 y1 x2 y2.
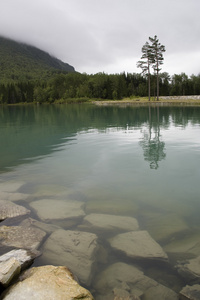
0 200 30 221
0 225 46 250
0 249 40 287
109 231 168 261
1 265 94 300
0 258 21 287
179 284 200 300
29 199 85 227
42 229 98 285
0 249 40 270
81 213 139 232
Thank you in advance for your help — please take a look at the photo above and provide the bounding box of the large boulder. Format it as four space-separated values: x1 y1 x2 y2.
0 200 30 221
1 265 94 300
94 262 178 300
179 284 200 300
42 229 99 285
0 225 46 250
29 199 85 227
109 231 168 261
80 213 139 233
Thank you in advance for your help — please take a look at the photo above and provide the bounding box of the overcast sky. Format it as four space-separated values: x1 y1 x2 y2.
0 0 200 76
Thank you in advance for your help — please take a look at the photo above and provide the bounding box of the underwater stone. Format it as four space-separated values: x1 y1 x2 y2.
109 230 168 261
42 229 99 286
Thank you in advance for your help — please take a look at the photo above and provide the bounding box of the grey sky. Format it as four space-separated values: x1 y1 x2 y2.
0 0 200 75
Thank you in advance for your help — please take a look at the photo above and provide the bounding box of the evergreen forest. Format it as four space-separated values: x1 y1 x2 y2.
0 36 200 104
1 71 200 104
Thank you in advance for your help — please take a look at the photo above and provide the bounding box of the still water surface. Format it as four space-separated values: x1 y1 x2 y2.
0 104 200 298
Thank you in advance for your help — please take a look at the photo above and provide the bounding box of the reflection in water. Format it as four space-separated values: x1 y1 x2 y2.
1 104 200 298
140 106 166 169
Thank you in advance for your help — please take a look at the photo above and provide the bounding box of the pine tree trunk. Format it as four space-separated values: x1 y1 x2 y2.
156 63 159 101
148 73 151 101
148 61 151 101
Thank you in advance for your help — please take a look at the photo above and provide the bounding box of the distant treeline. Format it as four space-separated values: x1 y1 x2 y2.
0 72 200 104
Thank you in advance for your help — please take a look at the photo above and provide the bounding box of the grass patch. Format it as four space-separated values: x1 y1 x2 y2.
92 97 200 106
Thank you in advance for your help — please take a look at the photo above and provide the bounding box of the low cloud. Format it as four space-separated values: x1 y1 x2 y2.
0 0 200 75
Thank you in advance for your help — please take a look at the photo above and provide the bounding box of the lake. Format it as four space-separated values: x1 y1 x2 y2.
0 103 200 299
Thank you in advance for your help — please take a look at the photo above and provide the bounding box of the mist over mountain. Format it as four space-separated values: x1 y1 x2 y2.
0 36 75 82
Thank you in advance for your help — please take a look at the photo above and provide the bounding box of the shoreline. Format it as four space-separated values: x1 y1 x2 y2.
92 96 200 106
1 96 200 106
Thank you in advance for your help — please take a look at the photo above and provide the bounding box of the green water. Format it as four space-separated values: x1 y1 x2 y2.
1 104 200 297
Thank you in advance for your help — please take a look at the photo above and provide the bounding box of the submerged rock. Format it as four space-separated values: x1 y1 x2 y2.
84 191 139 215
80 213 139 232
141 212 189 242
1 265 94 300
179 284 200 300
176 256 200 282
94 262 144 292
20 218 60 234
109 231 168 261
29 199 85 227
0 192 30 202
0 225 46 250
164 231 200 260
42 229 98 286
94 262 178 300
0 200 30 221
32 184 72 198
0 182 25 193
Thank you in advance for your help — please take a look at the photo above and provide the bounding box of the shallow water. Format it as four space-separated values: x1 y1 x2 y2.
1 104 200 298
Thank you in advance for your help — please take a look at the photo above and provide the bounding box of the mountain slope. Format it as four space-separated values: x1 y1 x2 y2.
0 36 75 82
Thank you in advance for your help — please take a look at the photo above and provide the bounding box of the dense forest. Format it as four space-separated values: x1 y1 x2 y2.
0 36 200 104
0 71 200 104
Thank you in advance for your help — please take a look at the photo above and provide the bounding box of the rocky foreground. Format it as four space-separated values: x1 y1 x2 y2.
0 181 200 299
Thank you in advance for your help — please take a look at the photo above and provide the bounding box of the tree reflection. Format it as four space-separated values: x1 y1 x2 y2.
140 106 166 169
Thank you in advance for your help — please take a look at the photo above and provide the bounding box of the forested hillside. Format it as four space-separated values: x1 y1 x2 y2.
0 36 75 82
0 36 200 104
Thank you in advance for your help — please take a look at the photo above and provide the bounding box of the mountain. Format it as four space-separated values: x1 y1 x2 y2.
0 36 75 82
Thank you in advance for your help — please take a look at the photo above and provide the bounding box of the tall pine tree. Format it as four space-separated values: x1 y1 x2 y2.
137 42 154 101
137 35 166 101
149 35 166 101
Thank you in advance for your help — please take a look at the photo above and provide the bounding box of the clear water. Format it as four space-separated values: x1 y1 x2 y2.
1 104 200 297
